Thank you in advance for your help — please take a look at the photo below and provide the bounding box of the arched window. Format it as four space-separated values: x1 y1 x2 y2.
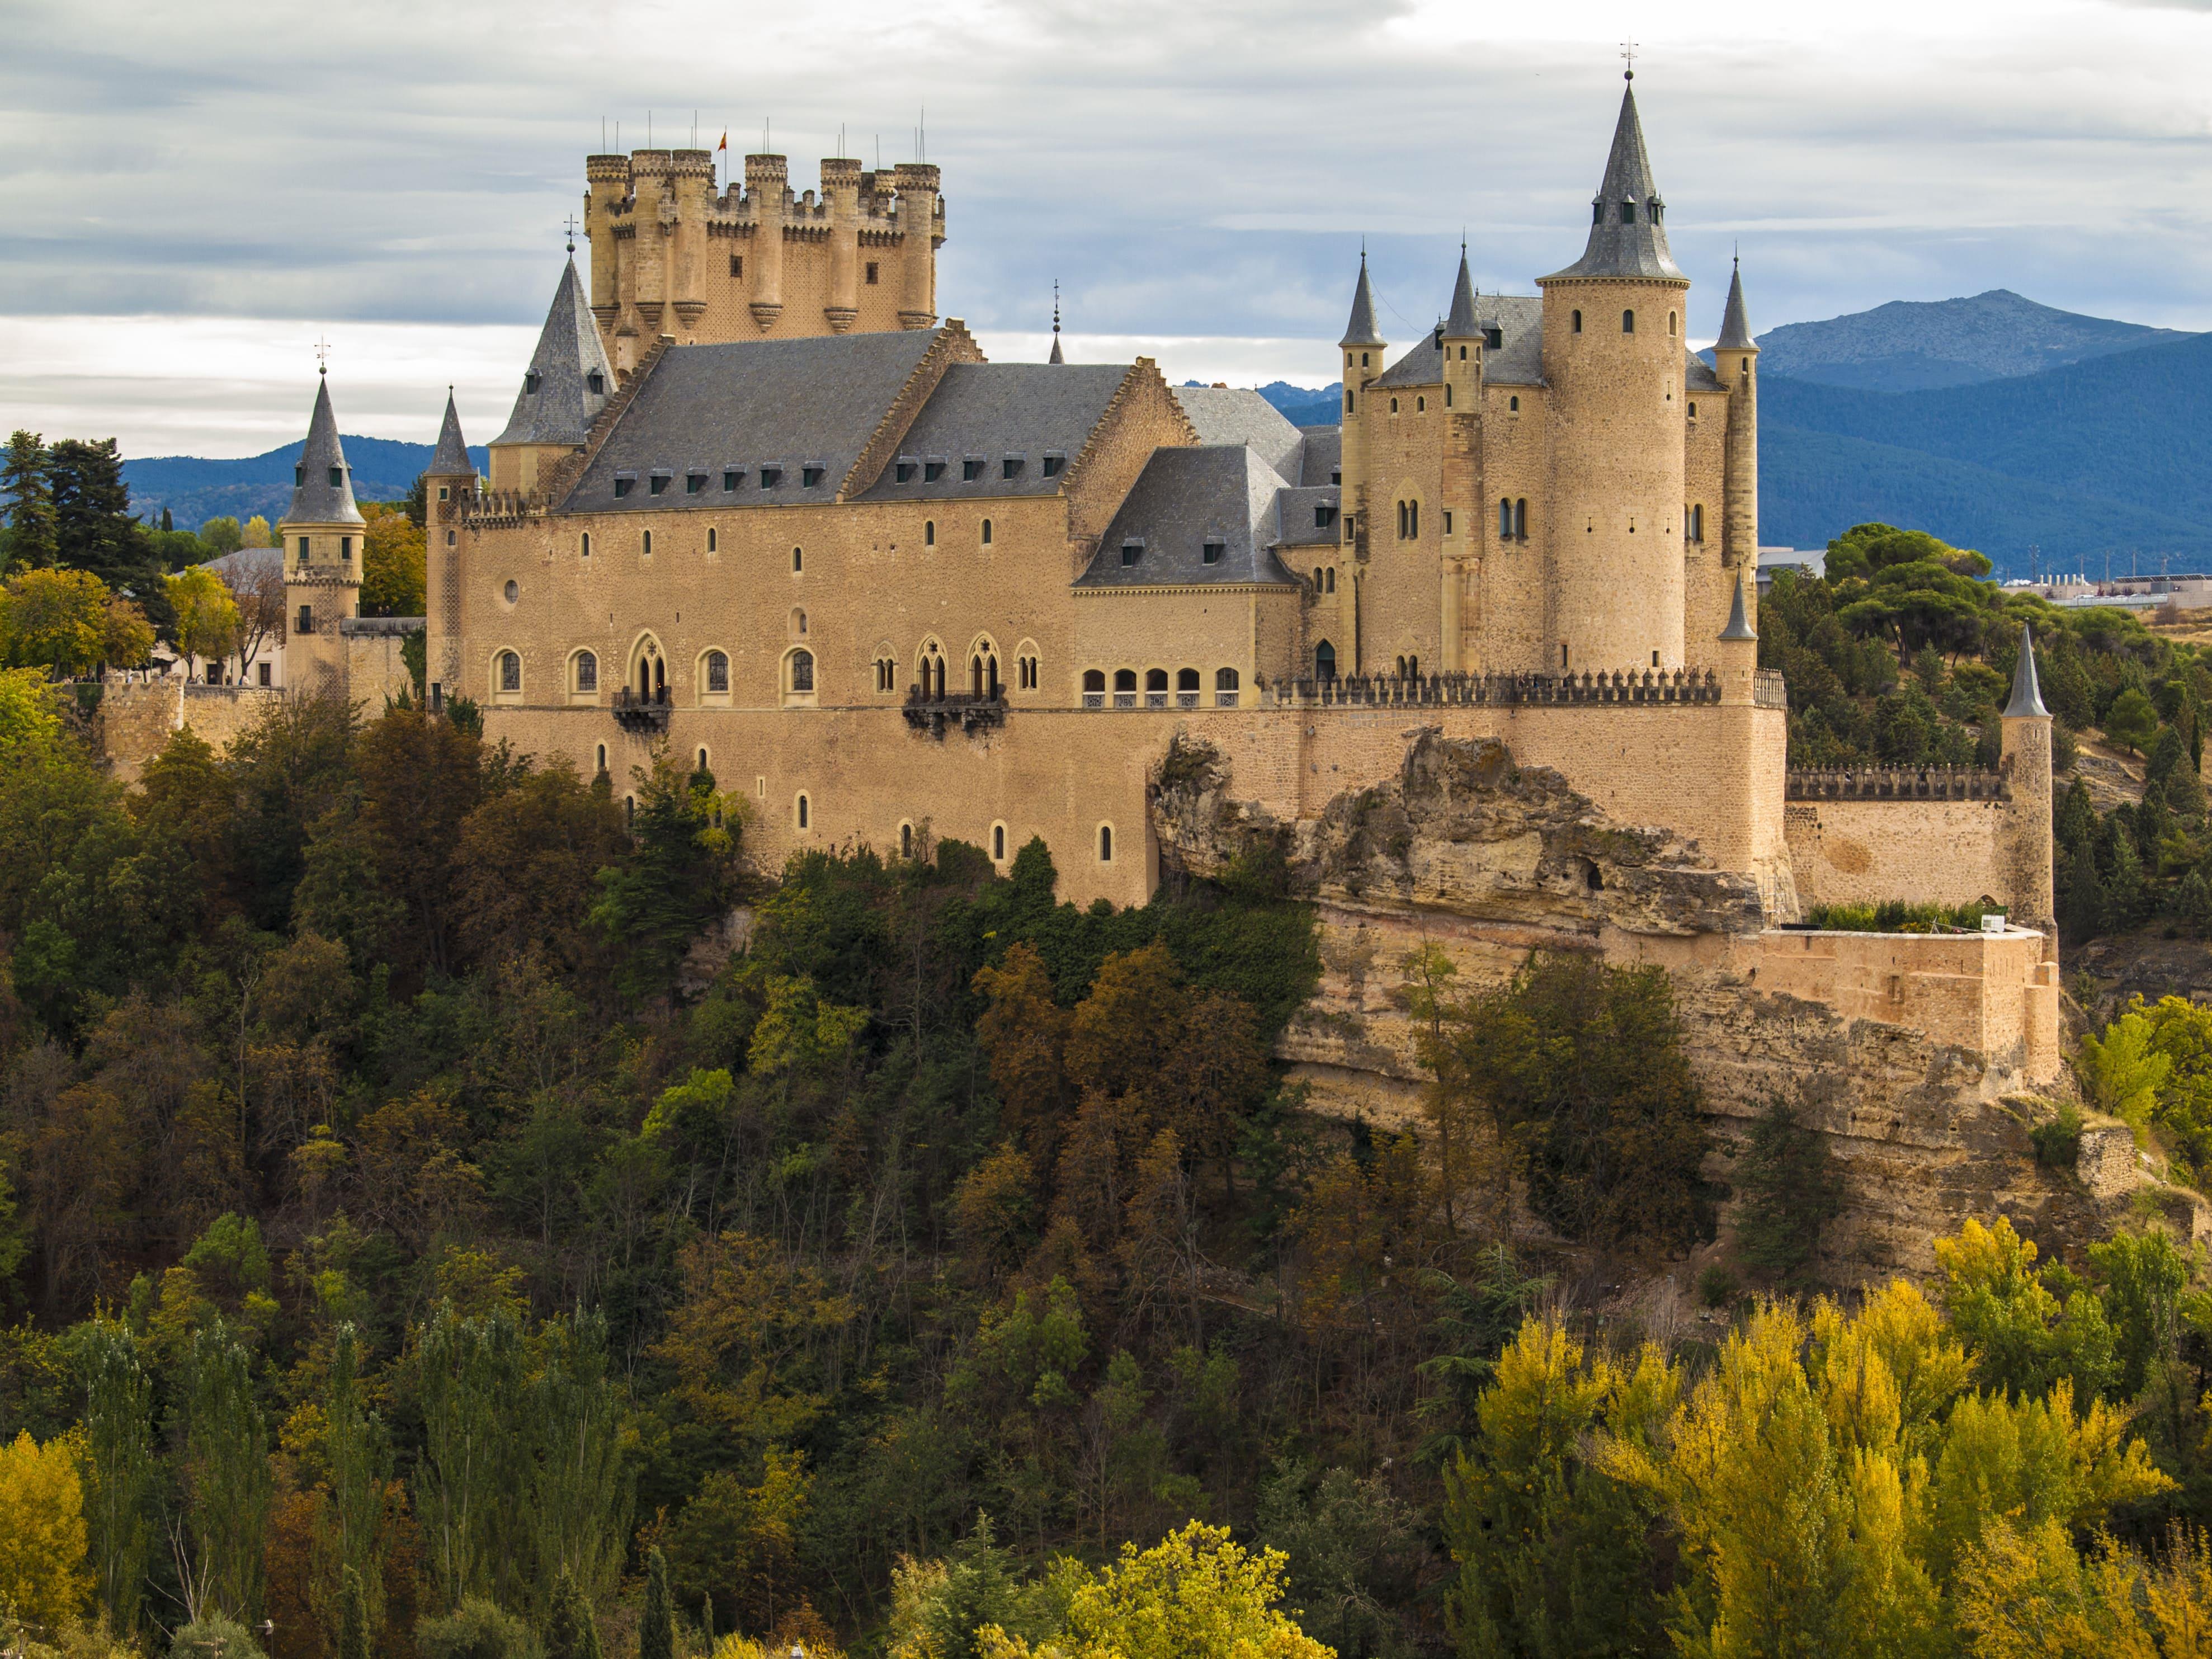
919 640 946 699
925 520 936 546
1098 824 1114 863
791 607 808 636
1113 668 1136 707
595 743 607 773
706 650 730 692
788 649 814 693
499 651 521 692
876 656 897 692
1571 310 1582 333
1416 395 1426 413
573 651 597 692
1509 395 1520 412
792 546 803 571
981 519 993 545
581 532 591 558
1144 668 1168 708
1407 654 1420 680
1312 567 1322 588
1215 667 1240 707
1397 501 1407 539
1688 400 1698 418
1315 640 1336 681
1395 655 1407 678
643 530 653 556
1176 667 1200 706
992 823 1006 861
1389 397 1399 414
1324 567 1336 593
1499 498 1513 539
696 747 710 772
796 793 810 830
1622 309 1635 334
708 528 718 553
901 822 914 859
1668 310 1678 336
1083 668 1106 708
1408 501 1419 539
1513 499 1527 539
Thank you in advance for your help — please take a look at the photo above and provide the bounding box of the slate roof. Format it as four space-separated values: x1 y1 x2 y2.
284 377 364 526
200 546 284 585
1171 387 1304 483
493 259 617 449
1340 257 1385 348
1273 485 1343 550
1482 296 1546 385
1446 251 1480 337
1717 261 1756 351
430 391 473 475
1686 352 1725 392
1296 427 1342 487
1076 446 1298 589
860 362 1128 502
2006 623 2050 718
1545 83 1686 283
562 329 938 512
1374 331 1445 390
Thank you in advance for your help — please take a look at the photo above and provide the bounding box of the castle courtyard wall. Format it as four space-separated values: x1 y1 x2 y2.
1786 798 2011 911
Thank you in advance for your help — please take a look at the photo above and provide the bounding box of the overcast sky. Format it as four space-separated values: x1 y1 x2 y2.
6 0 2212 457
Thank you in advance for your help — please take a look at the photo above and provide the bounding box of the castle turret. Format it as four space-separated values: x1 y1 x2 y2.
1439 248 1483 671
745 153 788 331
423 390 474 703
2000 623 2057 941
629 149 672 336
1337 256 1386 666
584 151 630 343
487 256 617 494
279 373 364 692
1715 257 1759 586
894 163 942 329
668 148 714 337
1537 74 1690 675
1440 245 1482 407
822 157 863 333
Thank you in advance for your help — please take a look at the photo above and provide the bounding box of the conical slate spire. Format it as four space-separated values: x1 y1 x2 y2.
2005 623 2050 718
1048 333 1064 364
1719 572 1757 641
285 375 364 526
1339 253 1385 348
491 257 617 448
1444 246 1480 338
1716 258 1756 351
1545 81 1685 282
428 388 473 476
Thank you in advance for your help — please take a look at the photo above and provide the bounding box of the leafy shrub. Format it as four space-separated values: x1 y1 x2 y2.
2030 1104 2084 1168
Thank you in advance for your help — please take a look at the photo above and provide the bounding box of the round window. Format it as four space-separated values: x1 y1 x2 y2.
503 579 518 603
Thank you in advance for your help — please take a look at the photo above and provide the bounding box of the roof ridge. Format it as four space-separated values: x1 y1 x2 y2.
1060 356 1199 526
838 323 986 499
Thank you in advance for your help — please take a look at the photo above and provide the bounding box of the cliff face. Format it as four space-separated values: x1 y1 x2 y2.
1153 729 2197 1278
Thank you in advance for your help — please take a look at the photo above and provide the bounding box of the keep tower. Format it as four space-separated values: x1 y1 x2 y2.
1537 74 1691 675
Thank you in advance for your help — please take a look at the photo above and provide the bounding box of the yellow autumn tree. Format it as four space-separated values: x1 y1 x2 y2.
359 502 425 616
978 1521 1334 1659
0 1428 92 1631
167 564 240 669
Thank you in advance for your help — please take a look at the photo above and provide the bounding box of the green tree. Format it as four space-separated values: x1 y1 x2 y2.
638 1548 673 1659
76 1321 154 1635
167 565 240 670
2078 1006 2172 1147
323 1325 386 1637
1732 1095 1846 1285
198 517 244 555
180 1318 272 1620
2103 687 2159 756
47 439 172 637
416 1303 527 1610
1935 1217 2116 1402
543 1567 602 1659
590 751 742 1002
2 431 56 569
338 1566 371 1659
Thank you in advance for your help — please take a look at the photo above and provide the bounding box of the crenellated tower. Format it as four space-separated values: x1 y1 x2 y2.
1537 73 1690 675
583 148 947 360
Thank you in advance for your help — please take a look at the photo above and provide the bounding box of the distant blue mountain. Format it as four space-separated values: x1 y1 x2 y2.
123 437 488 532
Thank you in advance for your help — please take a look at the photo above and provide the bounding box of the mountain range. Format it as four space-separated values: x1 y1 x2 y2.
124 437 488 533
113 292 2205 579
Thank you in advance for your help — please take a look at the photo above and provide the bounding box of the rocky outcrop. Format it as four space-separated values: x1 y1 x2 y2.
1155 728 1765 939
1153 729 2201 1279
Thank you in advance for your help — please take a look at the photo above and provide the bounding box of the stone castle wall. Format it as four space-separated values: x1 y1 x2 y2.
97 681 286 783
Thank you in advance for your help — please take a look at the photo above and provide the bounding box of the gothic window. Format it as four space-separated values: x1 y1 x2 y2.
574 651 597 692
706 651 729 692
499 651 520 692
992 824 1006 861
1098 823 1114 863
1571 310 1582 333
789 650 814 693
595 744 607 774
1324 568 1336 593
902 822 914 858
1315 640 1336 681
1623 309 1635 333
982 519 993 545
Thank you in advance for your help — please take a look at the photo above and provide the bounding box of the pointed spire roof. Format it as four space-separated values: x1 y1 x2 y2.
1340 253 1385 349
1544 79 1685 283
429 388 473 476
1716 258 1757 351
1443 246 1480 338
284 375 364 527
1048 333 1064 364
490 257 617 449
2005 623 2050 718
1719 572 1756 641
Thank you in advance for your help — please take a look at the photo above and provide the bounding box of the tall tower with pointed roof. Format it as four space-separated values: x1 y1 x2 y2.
423 389 475 701
1537 74 1691 675
1715 258 1760 583
489 257 617 494
1336 254 1386 656
277 372 365 691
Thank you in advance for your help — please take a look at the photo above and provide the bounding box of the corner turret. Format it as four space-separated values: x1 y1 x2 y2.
2000 624 2057 941
1716 257 1760 572
1337 254 1385 612
488 257 617 495
277 372 365 691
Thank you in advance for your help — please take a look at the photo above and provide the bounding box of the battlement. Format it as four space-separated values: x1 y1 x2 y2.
1250 666 1728 710
587 150 945 238
1787 766 2010 802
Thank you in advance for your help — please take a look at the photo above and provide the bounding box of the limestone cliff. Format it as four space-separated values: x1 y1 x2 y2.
1152 728 2201 1279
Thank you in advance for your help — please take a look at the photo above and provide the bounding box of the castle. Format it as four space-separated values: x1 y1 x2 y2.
117 77 2062 1163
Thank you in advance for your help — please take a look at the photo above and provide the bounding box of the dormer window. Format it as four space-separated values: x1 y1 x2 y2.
294 465 304 486
760 466 782 488
1202 539 1224 565
587 371 605 394
1003 456 1025 480
685 472 705 494
923 460 946 482
1592 202 1603 225
963 458 983 481
649 471 670 495
525 372 540 393
614 473 635 498
1485 327 1503 349
328 466 342 487
723 468 743 490
1649 200 1663 223
1041 453 1065 477
1120 540 1142 567
895 460 917 483
1315 505 1336 529
801 465 824 487
1619 201 1635 224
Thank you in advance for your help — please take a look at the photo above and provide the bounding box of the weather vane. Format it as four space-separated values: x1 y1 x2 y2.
564 214 580 253
313 334 331 375
1620 39 1638 80
1052 279 1061 336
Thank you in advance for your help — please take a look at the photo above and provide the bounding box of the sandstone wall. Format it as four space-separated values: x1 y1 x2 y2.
98 681 284 782
1786 799 2011 909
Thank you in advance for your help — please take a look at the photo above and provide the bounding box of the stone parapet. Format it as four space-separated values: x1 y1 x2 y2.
1788 766 2010 802
1263 666 1724 710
